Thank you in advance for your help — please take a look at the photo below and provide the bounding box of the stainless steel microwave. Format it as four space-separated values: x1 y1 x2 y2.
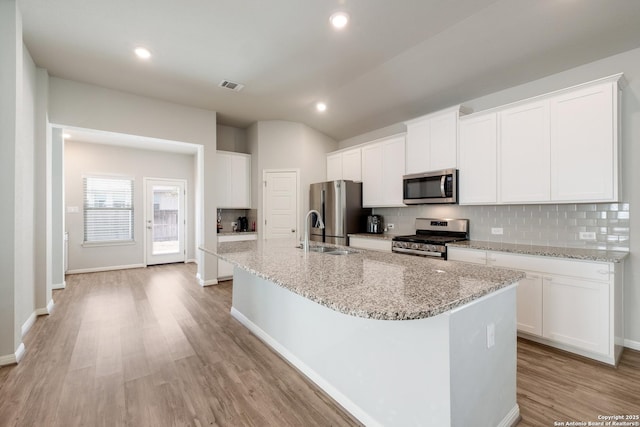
402 168 458 204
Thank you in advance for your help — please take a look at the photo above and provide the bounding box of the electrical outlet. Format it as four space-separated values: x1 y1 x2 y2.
579 231 596 240
486 323 495 349
387 223 395 230
231 221 237 227
491 227 503 235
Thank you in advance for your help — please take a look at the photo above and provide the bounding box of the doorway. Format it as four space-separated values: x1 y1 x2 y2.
263 170 299 242
145 178 186 265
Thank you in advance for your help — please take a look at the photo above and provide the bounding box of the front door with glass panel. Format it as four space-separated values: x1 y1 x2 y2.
145 179 186 265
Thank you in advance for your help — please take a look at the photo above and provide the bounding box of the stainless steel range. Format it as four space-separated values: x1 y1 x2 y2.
392 218 469 260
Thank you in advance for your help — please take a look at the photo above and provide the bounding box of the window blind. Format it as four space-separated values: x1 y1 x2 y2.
83 177 134 242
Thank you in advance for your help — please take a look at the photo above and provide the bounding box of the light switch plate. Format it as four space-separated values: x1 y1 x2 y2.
486 323 495 349
491 227 503 235
579 231 596 240
387 223 394 229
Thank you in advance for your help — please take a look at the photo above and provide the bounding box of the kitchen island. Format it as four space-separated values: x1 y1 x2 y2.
201 240 524 427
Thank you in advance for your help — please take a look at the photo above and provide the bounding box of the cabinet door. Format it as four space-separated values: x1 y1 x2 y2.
215 153 231 207
459 113 498 204
500 101 551 203
447 247 487 264
405 120 430 174
349 237 392 252
218 259 234 279
230 154 251 208
342 148 362 182
429 110 458 170
326 152 343 181
516 273 543 336
542 275 610 355
381 136 406 206
361 143 383 207
550 82 616 202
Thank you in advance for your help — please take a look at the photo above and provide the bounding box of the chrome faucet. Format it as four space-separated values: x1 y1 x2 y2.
302 209 324 252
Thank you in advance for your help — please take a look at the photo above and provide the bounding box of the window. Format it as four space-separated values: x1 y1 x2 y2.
83 176 134 243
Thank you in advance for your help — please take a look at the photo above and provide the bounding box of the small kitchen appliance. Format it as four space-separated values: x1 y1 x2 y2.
402 168 458 205
366 215 384 234
238 216 248 232
392 218 468 260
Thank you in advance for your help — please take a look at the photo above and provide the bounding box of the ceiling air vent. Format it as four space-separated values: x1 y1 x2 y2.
218 79 245 92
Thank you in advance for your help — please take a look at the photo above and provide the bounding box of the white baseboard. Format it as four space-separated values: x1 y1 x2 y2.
35 299 55 316
21 312 37 338
186 258 198 264
230 307 381 427
624 339 640 351
497 404 520 427
0 343 26 366
66 264 145 275
52 281 66 290
198 277 218 287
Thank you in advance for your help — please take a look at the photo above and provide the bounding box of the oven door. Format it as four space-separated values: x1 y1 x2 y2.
403 169 457 204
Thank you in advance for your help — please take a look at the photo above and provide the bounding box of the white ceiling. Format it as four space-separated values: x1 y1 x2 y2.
18 0 640 141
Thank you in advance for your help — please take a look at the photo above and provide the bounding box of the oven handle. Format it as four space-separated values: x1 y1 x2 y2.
440 175 446 198
392 247 444 257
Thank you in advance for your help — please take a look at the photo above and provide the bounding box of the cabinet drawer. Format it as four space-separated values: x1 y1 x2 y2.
349 237 392 252
487 251 610 281
447 247 487 264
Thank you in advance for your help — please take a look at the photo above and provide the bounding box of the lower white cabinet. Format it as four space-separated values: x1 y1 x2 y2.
447 246 623 365
218 233 257 280
349 236 392 253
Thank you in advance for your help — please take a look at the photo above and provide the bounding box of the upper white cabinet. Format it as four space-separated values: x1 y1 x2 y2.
216 151 251 209
405 106 469 174
326 147 362 182
550 82 618 202
361 134 406 207
458 112 498 204
459 74 623 205
500 101 551 203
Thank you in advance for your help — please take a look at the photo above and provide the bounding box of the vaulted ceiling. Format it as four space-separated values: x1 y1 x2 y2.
18 0 640 141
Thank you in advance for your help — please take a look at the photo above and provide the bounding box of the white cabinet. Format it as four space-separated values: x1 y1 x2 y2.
405 106 467 174
448 246 623 365
542 274 609 355
216 151 251 209
361 135 406 207
500 101 551 203
349 236 392 252
458 75 622 206
550 81 618 202
326 147 362 182
458 112 498 204
217 233 257 280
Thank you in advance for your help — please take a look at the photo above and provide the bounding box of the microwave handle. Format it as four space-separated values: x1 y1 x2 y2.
440 175 446 197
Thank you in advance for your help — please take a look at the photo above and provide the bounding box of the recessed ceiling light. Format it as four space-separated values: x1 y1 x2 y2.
134 47 151 59
329 12 349 29
63 133 71 139
316 102 327 112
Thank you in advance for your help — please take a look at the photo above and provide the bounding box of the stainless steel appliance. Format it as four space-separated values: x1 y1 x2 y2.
309 180 371 246
403 168 458 204
392 218 468 259
366 215 383 234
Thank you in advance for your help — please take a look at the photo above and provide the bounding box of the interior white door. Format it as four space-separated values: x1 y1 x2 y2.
264 171 298 241
145 179 186 265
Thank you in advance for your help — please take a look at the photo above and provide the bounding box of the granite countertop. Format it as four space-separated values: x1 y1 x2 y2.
348 233 397 241
201 240 524 321
447 240 629 263
217 231 258 236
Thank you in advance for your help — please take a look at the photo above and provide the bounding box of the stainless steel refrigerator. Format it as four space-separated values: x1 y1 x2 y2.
309 180 371 246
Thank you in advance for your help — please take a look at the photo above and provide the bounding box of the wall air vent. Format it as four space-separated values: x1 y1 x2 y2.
218 80 245 92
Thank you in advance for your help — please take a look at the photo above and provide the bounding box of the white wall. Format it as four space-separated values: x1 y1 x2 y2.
249 121 337 240
48 77 219 284
217 124 248 153
338 46 640 346
0 0 22 359
64 141 196 272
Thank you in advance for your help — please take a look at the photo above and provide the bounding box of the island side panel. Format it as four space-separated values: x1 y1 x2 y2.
231 267 453 427
449 284 518 427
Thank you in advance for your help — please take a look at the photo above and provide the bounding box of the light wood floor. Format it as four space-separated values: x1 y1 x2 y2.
0 264 638 426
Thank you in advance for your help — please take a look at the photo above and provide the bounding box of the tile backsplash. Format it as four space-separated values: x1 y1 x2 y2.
374 203 630 251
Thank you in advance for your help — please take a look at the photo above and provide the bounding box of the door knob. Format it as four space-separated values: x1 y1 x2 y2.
291 229 296 232
147 226 152 230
